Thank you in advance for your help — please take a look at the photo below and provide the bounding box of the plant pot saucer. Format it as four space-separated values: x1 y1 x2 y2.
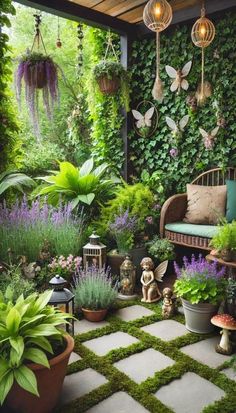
118 293 138 301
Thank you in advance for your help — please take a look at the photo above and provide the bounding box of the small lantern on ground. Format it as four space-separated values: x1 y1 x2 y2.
83 233 106 271
118 255 137 300
49 274 75 335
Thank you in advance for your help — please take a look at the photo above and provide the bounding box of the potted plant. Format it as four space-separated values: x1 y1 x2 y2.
0 289 74 413
174 255 226 334
16 52 59 139
210 221 236 262
73 266 118 322
93 60 130 110
146 236 176 263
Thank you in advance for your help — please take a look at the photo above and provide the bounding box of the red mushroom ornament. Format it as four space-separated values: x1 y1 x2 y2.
211 314 236 355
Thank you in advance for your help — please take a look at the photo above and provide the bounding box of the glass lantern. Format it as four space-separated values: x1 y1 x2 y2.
83 233 106 271
119 255 137 299
48 274 75 335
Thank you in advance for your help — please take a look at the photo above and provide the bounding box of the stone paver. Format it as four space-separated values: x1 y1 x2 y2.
222 367 236 381
60 368 108 405
83 331 139 356
85 391 150 413
114 348 175 384
115 305 155 322
155 372 225 413
74 319 109 334
181 336 231 368
68 351 81 365
141 320 188 341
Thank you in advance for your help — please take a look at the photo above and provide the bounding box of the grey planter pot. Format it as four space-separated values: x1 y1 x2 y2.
181 298 218 334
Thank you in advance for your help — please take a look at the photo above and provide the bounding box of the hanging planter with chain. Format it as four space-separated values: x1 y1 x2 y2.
15 14 59 140
92 32 130 110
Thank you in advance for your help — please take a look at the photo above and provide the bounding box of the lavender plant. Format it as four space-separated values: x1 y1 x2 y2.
174 255 226 304
0 196 84 262
73 267 118 310
16 52 59 140
109 209 138 254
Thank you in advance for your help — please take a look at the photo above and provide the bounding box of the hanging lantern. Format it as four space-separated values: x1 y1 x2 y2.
83 233 106 271
191 1 215 105
143 0 173 102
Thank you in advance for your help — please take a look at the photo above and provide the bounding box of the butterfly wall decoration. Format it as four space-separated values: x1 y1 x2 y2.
165 61 192 94
199 126 219 150
132 101 158 138
166 115 189 139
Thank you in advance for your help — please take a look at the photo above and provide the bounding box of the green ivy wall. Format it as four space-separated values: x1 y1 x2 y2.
130 11 236 194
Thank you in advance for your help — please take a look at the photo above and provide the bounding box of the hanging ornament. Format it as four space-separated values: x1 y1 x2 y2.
191 1 215 105
77 22 84 76
143 0 173 103
56 16 62 48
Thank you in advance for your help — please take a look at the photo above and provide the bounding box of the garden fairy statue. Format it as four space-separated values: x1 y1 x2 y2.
140 257 168 303
162 287 176 319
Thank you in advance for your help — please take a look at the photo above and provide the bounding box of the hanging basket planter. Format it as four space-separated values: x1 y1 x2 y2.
97 74 120 95
18 53 58 90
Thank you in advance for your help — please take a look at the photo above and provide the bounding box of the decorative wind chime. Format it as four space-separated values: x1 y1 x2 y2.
143 0 173 102
191 0 215 105
56 16 62 48
77 22 84 76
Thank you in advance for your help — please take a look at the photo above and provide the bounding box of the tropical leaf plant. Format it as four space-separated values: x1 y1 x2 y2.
37 158 118 210
0 170 36 196
0 289 72 405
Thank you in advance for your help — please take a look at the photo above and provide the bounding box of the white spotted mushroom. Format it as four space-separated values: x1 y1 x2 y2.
211 314 236 355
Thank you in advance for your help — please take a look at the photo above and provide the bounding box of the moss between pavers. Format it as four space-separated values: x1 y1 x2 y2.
55 298 236 413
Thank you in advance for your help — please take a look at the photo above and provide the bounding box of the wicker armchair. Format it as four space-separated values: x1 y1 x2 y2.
160 168 236 250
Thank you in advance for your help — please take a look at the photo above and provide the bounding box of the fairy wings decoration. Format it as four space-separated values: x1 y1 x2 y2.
132 107 155 129
154 260 168 282
165 61 192 94
166 115 189 137
199 126 219 150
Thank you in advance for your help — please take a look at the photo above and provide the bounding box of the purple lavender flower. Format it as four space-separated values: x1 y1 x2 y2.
153 204 161 211
109 209 138 233
174 254 225 280
170 148 178 158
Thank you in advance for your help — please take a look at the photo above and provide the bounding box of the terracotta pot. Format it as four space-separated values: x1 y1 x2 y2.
6 334 74 413
82 308 108 322
97 75 120 95
24 62 47 89
107 252 126 276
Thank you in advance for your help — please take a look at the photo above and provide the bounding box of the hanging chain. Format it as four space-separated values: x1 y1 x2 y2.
201 47 205 99
104 30 118 61
77 22 84 75
156 31 160 79
31 13 47 54
201 0 205 17
56 16 62 48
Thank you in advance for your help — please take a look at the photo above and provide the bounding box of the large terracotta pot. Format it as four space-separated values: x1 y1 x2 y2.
97 75 120 95
181 298 218 334
6 334 74 413
82 308 108 322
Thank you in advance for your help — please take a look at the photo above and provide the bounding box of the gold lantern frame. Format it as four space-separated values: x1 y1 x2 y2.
143 0 173 102
191 1 216 105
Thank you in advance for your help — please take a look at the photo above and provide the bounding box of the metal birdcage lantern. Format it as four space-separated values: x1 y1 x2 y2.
191 1 215 105
49 274 75 335
83 233 106 271
143 0 173 102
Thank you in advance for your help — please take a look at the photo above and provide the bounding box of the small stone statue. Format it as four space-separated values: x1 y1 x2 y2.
162 287 176 319
140 257 168 303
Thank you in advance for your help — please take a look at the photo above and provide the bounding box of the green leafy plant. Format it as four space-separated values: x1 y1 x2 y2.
37 158 117 210
146 236 176 262
73 267 117 310
0 265 35 303
174 255 227 304
0 170 35 196
210 221 236 252
93 60 130 111
0 289 72 405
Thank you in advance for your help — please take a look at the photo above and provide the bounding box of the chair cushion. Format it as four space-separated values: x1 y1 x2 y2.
226 180 236 222
165 222 219 239
183 184 226 225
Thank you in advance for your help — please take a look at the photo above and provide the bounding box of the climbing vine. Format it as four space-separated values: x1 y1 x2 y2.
0 0 20 171
130 12 236 195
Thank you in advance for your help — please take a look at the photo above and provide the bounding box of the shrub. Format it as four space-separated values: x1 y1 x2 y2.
210 221 236 252
0 197 84 262
0 265 35 302
73 267 118 310
146 236 176 262
48 255 82 281
174 255 226 304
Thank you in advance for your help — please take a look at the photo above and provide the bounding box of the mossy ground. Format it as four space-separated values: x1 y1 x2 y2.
55 299 236 413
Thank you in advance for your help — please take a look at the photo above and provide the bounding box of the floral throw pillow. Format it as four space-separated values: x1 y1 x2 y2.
183 184 227 225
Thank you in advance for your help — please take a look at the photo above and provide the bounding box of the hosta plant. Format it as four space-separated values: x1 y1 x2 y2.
174 255 226 304
37 158 117 210
0 289 72 405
